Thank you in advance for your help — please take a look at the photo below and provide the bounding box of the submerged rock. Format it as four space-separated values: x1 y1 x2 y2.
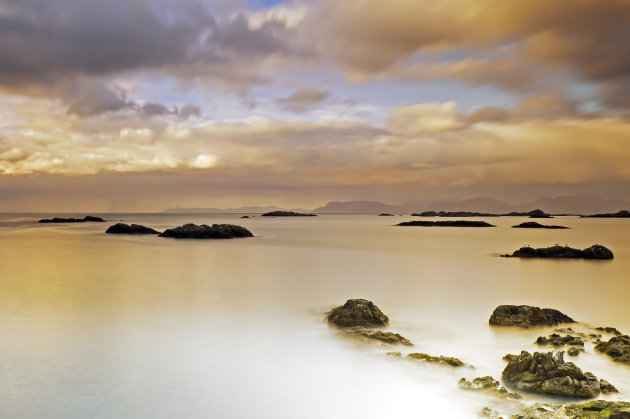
407 352 464 367
158 223 253 239
514 400 630 419
327 299 389 327
458 376 522 399
595 334 630 366
595 326 622 335
535 333 585 348
512 222 569 229
39 215 105 223
261 211 316 217
502 244 614 260
502 350 608 398
478 407 504 419
339 326 412 345
396 220 495 227
489 305 574 328
105 223 160 235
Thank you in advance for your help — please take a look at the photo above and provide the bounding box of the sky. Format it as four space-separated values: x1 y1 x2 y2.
1 0 630 211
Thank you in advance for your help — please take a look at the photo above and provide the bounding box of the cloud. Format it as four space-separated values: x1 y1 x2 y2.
277 87 329 110
389 102 463 134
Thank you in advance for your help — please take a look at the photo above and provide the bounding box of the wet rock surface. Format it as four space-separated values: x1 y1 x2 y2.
595 335 630 366
158 223 253 239
489 305 574 328
397 220 495 227
535 333 584 348
502 350 609 398
458 376 522 399
512 222 569 229
105 223 160 234
338 326 412 345
39 215 105 223
407 352 465 367
327 299 389 327
502 244 613 259
261 211 316 217
514 400 630 418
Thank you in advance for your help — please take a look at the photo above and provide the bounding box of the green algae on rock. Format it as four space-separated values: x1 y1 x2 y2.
338 326 412 345
407 352 465 367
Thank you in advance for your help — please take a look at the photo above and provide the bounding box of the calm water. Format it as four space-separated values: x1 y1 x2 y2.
1 214 629 418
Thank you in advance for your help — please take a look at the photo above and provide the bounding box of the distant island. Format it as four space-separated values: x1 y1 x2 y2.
261 211 316 217
397 220 495 227
581 210 630 218
39 216 104 223
512 222 569 229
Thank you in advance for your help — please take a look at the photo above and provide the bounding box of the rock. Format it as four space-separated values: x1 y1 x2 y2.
105 223 160 235
512 222 569 229
567 347 584 357
396 220 496 227
407 352 465 367
502 350 605 398
158 223 253 239
514 401 630 419
39 215 105 223
600 379 619 393
327 299 389 327
595 326 622 335
502 244 613 259
489 305 574 328
595 335 630 366
478 407 504 419
261 211 316 217
535 333 584 348
240 215 250 218
581 210 630 218
458 376 522 399
338 326 412 345
378 213 395 216
386 352 402 357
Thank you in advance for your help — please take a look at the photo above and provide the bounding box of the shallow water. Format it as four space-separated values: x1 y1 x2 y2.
1 214 629 418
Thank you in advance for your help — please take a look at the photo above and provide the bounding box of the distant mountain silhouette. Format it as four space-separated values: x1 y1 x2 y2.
163 205 310 214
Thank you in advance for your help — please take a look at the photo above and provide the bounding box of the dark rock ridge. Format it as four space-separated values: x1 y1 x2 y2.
515 400 630 418
339 326 412 345
39 215 105 223
261 211 316 217
502 244 614 259
158 223 253 239
504 209 553 218
489 305 575 328
502 350 611 398
327 299 389 327
397 220 495 227
581 210 630 218
412 211 499 217
105 223 160 235
240 215 250 218
458 376 522 399
378 213 395 216
512 222 569 229
407 352 464 367
595 335 630 366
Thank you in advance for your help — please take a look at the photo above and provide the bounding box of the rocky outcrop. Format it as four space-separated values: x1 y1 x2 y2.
338 326 412 345
514 400 630 419
502 244 614 259
512 222 569 229
595 335 630 366
581 210 630 218
536 334 585 348
458 376 522 399
397 220 495 227
595 326 623 335
105 223 160 235
327 299 389 327
489 305 574 328
158 223 253 239
407 352 464 367
502 350 610 398
261 211 316 217
39 215 105 223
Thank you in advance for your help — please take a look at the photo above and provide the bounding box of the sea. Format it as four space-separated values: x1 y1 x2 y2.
0 213 629 418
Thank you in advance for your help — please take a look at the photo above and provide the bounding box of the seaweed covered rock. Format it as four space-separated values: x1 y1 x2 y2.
396 220 495 227
595 334 630 366
159 223 253 239
327 299 389 327
39 215 105 223
514 400 630 419
512 222 569 229
502 244 613 260
489 305 574 328
407 352 464 367
339 326 412 345
458 376 522 399
502 350 609 398
105 223 160 235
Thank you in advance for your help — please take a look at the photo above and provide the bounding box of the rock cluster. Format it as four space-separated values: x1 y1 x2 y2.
489 305 574 328
502 244 614 259
158 223 253 239
502 350 613 398
536 334 585 349
595 334 630 366
458 376 521 399
327 299 389 327
396 220 495 227
514 400 630 419
39 215 105 223
105 223 160 235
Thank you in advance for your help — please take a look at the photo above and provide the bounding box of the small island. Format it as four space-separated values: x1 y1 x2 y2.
412 211 499 217
511 221 569 229
261 211 316 217
397 220 495 227
505 209 553 218
581 210 630 218
158 223 253 239
502 244 613 259
39 215 105 223
378 213 395 216
105 223 160 235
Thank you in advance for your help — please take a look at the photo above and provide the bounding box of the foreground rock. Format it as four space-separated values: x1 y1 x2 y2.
105 223 160 235
407 352 464 367
158 223 253 239
39 215 105 223
261 211 316 217
489 305 574 328
581 210 630 218
512 222 569 229
595 335 630 366
502 244 614 260
339 326 412 345
397 220 495 227
458 376 522 399
327 299 389 327
502 350 612 398
514 400 630 419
